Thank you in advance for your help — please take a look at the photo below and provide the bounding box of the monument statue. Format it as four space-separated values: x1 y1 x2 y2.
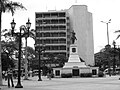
71 31 77 44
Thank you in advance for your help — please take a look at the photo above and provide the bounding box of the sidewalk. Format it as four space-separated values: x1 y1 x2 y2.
0 75 120 90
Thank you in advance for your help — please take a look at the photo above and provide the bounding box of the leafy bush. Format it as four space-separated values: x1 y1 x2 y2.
80 73 92 77
61 73 72 78
51 73 54 78
98 71 104 77
61 73 66 78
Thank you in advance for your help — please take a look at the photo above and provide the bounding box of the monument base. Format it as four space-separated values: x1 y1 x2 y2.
53 43 99 78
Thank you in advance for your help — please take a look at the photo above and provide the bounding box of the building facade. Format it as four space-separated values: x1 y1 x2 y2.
35 5 94 66
35 10 70 58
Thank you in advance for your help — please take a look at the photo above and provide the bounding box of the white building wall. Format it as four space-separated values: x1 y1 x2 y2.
80 68 91 73
61 68 72 74
67 5 94 66
86 12 94 66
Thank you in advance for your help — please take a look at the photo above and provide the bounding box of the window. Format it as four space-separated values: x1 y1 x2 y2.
51 13 58 17
52 33 58 37
60 46 66 50
51 19 58 24
67 47 69 51
36 14 42 18
59 39 66 43
59 19 66 24
55 70 60 76
59 33 66 37
59 13 65 17
52 39 58 43
44 33 50 37
36 33 41 37
92 69 97 75
45 39 50 44
72 48 76 53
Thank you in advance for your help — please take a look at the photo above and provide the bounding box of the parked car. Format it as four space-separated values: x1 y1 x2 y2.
32 70 43 76
32 70 39 76
104 68 120 75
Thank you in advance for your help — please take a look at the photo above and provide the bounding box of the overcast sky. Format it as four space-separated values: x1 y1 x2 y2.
2 0 120 53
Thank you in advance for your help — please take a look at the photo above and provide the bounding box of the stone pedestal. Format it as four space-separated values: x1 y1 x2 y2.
63 43 87 68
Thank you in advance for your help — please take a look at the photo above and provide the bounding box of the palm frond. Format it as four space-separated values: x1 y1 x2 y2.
29 32 35 39
116 35 120 40
1 0 26 15
12 2 26 10
28 29 35 39
114 30 120 33
2 29 8 32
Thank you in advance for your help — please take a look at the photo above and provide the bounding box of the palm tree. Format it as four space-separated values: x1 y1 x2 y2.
0 0 26 85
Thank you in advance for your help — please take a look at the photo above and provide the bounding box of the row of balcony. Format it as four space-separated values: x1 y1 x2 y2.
36 19 67 24
36 39 66 44
37 30 67 33
36 28 67 31
43 52 67 57
36 23 67 26
36 32 66 37
36 12 67 19
35 45 66 50
36 23 68 27
36 25 66 28
45 46 66 50
36 36 66 39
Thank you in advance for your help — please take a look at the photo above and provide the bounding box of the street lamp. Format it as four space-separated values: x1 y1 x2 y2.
10 18 31 88
101 19 111 76
35 44 45 81
24 19 31 80
101 19 111 45
112 40 116 75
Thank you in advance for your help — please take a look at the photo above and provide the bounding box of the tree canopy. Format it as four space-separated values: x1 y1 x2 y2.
94 46 119 71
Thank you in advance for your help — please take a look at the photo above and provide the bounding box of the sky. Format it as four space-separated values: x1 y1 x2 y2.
2 0 120 53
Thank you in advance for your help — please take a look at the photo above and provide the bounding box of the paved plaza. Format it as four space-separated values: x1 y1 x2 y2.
0 75 120 90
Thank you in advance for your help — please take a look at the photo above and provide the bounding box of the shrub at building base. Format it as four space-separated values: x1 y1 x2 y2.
61 73 72 78
98 71 104 77
80 73 92 77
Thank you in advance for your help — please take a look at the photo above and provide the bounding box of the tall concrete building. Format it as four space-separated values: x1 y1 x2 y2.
35 10 70 58
35 5 94 66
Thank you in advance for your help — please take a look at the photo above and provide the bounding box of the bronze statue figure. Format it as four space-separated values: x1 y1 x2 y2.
71 31 77 44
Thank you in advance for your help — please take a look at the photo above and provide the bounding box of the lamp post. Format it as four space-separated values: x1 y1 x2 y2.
112 40 116 75
48 59 52 80
101 19 111 76
101 19 111 45
36 44 45 81
10 18 31 88
24 19 31 80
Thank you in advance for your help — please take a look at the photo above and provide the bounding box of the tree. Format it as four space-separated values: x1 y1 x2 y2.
0 0 26 85
24 29 35 80
94 47 119 71
1 29 19 70
114 30 120 72
1 51 15 71
55 54 68 67
24 46 36 70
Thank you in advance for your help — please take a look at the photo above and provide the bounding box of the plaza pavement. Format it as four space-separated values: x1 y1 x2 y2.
0 75 120 90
